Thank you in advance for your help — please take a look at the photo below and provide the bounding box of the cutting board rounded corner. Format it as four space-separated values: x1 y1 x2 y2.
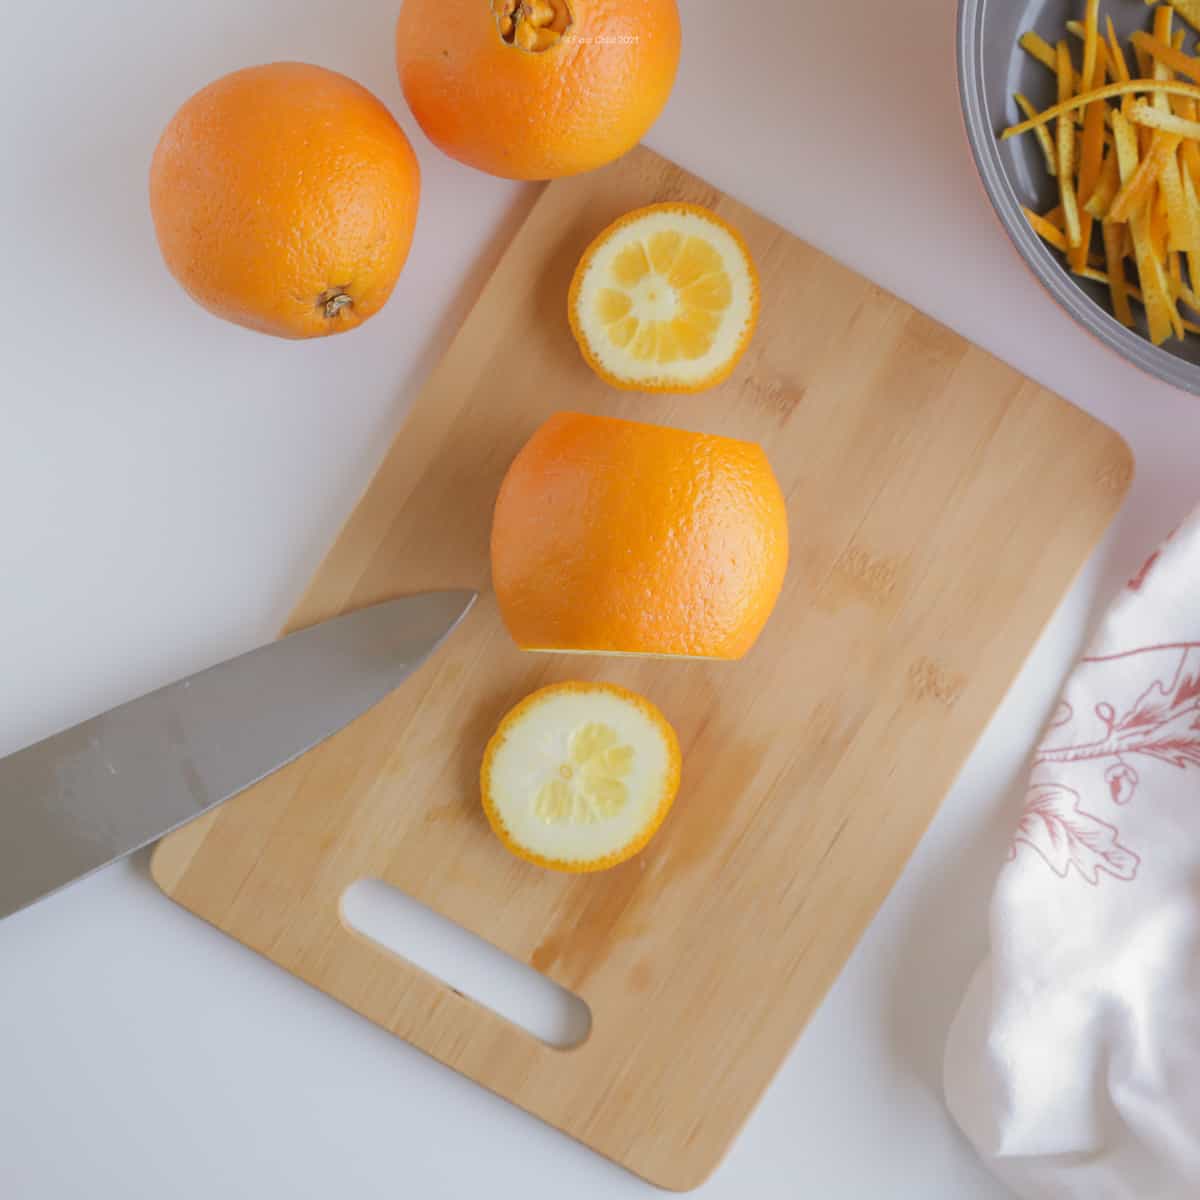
150 811 215 897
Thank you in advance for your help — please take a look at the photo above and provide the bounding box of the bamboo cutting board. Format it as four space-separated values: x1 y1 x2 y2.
152 148 1132 1191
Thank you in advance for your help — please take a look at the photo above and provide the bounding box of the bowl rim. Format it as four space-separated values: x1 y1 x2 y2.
956 0 1200 396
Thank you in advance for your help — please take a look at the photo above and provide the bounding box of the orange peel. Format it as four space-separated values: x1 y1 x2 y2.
490 412 789 661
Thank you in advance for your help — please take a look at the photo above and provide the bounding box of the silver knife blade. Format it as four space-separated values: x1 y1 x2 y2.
0 590 476 921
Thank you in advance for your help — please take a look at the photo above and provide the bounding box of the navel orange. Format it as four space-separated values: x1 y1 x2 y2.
481 681 681 872
395 0 681 180
491 413 789 660
569 203 759 392
150 63 421 339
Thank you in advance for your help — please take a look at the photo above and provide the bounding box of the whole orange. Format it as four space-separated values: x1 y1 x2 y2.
395 0 681 180
150 63 421 339
491 412 789 660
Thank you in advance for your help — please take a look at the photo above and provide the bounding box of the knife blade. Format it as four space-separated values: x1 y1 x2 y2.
0 590 476 921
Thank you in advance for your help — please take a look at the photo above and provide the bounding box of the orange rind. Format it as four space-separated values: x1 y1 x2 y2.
491 412 789 660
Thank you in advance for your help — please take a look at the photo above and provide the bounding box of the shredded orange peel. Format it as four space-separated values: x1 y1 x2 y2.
1002 79 1200 140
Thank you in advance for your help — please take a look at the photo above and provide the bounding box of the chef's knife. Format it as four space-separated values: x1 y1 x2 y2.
0 589 476 921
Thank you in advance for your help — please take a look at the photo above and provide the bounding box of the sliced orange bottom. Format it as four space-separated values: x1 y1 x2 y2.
481 682 681 873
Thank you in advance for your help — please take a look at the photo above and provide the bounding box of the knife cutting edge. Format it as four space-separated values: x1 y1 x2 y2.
0 589 476 921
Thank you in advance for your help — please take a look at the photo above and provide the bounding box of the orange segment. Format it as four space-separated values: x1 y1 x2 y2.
681 273 732 310
608 316 638 348
596 288 632 323
481 681 681 873
632 322 659 360
611 241 652 286
491 412 789 660
673 319 713 358
668 236 723 288
568 203 760 392
647 230 683 273
656 324 681 363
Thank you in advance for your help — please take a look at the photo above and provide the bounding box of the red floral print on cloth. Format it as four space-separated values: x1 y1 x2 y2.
1127 549 1161 593
1011 644 1200 885
1126 523 1179 592
1012 783 1140 884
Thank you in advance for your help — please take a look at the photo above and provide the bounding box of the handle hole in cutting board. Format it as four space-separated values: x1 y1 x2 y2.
341 879 592 1049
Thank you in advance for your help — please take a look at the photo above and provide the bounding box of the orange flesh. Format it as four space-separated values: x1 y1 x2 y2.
492 0 573 49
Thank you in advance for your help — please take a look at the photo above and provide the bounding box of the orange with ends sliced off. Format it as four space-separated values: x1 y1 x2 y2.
491 412 789 660
481 681 681 873
568 203 760 392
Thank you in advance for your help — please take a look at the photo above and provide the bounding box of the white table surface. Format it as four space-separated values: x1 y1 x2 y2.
5 0 1200 1195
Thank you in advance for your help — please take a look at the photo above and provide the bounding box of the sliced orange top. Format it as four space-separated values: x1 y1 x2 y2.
568 203 760 392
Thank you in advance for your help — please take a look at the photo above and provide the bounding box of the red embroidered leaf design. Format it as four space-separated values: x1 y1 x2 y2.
1048 701 1073 731
1113 664 1200 766
1105 760 1139 805
1026 646 1200 876
1013 783 1140 884
1127 548 1161 592
1037 648 1200 771
1119 666 1200 732
1126 728 1200 768
1127 525 1181 591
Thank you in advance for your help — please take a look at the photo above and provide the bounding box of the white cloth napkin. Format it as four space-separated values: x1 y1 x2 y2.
945 510 1200 1200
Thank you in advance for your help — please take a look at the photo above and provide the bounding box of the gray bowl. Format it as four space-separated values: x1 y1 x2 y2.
958 0 1200 394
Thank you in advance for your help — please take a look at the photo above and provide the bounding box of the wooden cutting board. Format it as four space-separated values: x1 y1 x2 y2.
151 147 1132 1191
